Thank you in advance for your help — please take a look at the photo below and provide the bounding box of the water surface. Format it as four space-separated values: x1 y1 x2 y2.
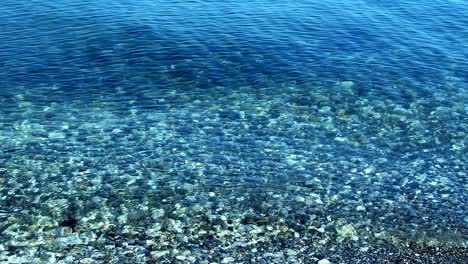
0 0 467 263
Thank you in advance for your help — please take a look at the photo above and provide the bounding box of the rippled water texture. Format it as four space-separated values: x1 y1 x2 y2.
0 0 467 263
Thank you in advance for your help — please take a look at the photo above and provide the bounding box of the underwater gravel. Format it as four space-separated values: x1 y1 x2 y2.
0 79 466 263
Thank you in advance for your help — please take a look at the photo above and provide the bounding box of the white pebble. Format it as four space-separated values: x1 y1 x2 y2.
364 167 375 174
221 257 235 263
337 81 354 88
334 137 347 142
48 132 65 139
295 196 306 203
356 205 366 211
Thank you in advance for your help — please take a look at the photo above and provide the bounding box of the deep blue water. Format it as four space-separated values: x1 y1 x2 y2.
2 0 467 100
0 0 467 262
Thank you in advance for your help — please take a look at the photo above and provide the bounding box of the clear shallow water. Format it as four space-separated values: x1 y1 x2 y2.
0 0 467 263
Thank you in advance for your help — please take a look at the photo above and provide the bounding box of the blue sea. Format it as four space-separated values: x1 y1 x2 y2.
0 0 467 263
